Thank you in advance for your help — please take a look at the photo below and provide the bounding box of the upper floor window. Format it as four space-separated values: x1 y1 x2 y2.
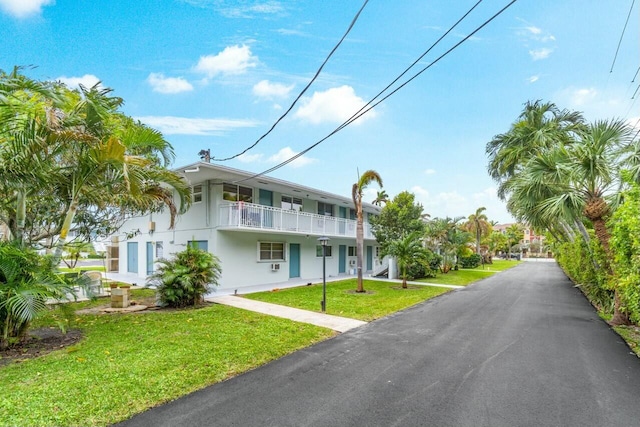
317 202 334 217
192 184 203 203
282 195 303 211
223 183 253 203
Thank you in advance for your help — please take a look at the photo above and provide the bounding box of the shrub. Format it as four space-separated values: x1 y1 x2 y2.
0 242 73 349
148 244 222 308
460 254 482 269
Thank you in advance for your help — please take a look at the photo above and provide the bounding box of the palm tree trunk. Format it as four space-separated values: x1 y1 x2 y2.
15 190 26 246
356 214 365 293
52 199 78 266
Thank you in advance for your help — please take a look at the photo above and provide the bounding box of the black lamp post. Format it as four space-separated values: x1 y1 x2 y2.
318 236 329 312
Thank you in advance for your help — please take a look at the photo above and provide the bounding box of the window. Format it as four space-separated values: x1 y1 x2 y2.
259 242 285 261
223 183 253 202
350 209 356 220
348 246 356 256
192 185 203 203
317 202 334 217
155 242 163 258
282 195 303 211
316 245 333 257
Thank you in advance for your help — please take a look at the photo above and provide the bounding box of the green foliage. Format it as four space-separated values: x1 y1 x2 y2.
0 241 72 349
609 177 640 324
371 191 426 257
148 244 222 308
554 235 612 312
460 253 482 269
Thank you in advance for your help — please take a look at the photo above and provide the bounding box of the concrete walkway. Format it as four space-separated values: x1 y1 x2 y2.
206 295 367 332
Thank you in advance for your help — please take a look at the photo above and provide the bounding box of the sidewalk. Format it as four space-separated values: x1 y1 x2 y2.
207 295 367 333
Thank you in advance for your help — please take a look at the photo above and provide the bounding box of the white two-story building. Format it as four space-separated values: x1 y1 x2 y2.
112 162 383 294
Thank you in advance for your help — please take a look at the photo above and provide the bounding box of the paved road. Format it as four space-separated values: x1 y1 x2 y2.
116 262 640 427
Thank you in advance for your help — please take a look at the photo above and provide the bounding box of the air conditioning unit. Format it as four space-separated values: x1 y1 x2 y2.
271 263 280 271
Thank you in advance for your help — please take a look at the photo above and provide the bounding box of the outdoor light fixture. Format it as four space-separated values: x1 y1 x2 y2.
318 236 330 312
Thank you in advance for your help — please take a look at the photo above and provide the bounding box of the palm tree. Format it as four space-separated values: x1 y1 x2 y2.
486 100 585 200
372 190 389 206
48 84 191 263
352 170 383 293
387 232 428 289
465 207 491 254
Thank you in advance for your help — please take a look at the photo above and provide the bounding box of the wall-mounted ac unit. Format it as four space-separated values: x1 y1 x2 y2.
271 263 280 271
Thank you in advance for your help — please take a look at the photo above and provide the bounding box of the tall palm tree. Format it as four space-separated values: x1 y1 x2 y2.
372 190 388 206
352 170 383 293
49 84 191 263
465 207 491 254
387 232 428 289
505 223 523 256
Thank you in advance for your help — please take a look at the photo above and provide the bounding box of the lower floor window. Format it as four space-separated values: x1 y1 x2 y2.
259 242 285 261
316 245 333 257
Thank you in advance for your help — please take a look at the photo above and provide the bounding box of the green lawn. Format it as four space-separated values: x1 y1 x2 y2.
244 278 452 321
417 259 522 286
0 290 333 427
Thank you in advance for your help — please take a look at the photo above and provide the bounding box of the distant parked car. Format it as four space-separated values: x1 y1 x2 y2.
509 253 521 260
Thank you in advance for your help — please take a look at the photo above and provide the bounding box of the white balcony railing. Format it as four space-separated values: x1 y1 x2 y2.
218 202 374 239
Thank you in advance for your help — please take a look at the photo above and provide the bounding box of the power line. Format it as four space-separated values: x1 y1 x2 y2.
235 0 518 183
212 0 370 162
609 0 636 73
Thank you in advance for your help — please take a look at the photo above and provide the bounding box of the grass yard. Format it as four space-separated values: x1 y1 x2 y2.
417 259 522 286
244 278 452 321
0 290 333 427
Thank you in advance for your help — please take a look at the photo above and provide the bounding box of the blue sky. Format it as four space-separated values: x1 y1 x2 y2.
1 0 638 223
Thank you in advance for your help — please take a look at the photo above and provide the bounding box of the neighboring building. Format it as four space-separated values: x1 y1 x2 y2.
113 162 383 294
493 223 546 256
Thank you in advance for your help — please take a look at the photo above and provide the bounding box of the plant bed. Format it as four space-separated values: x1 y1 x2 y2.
0 328 83 367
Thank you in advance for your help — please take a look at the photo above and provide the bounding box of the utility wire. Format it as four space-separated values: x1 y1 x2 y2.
631 66 640 83
609 0 636 73
236 0 518 183
212 0 369 162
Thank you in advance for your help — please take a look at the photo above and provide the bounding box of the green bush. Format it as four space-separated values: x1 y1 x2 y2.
460 254 482 268
0 242 73 349
148 244 222 308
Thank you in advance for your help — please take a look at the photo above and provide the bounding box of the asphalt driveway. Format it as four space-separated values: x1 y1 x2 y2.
116 262 640 427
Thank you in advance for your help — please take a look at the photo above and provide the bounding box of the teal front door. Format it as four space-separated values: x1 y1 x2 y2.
366 246 373 271
339 245 346 273
127 242 138 274
289 243 300 278
259 189 273 227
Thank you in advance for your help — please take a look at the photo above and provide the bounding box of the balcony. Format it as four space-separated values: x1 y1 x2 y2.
218 202 374 239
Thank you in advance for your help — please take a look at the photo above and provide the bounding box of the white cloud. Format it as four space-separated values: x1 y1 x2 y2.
194 45 257 79
0 0 53 18
253 80 294 99
56 74 101 90
529 48 552 61
295 85 376 125
147 73 193 94
424 169 436 175
570 88 598 106
135 116 259 135
527 75 539 83
267 146 315 168
525 25 542 35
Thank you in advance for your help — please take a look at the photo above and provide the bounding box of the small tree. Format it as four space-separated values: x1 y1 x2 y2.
148 244 222 308
387 232 428 289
